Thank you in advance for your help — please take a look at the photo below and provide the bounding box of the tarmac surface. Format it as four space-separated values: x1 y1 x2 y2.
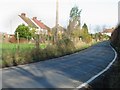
2 41 115 88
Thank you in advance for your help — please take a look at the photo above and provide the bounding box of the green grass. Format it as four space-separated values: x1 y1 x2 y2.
1 43 46 52
1 41 99 68
40 43 46 49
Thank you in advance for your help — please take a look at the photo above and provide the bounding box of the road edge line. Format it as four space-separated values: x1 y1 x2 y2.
76 44 117 89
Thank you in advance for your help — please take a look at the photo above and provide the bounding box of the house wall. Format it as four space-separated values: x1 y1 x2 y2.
104 33 111 36
31 18 48 35
9 35 17 43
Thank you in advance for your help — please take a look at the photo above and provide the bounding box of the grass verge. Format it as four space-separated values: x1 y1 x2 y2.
1 40 99 68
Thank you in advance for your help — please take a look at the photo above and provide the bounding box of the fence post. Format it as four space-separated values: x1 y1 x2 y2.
17 32 19 50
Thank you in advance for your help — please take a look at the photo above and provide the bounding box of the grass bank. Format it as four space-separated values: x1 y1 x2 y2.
1 39 98 68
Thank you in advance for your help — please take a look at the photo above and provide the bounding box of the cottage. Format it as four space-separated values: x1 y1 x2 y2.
19 13 50 35
32 17 49 35
102 28 115 36
19 13 37 28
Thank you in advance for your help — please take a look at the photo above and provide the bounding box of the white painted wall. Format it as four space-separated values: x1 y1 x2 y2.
102 33 111 36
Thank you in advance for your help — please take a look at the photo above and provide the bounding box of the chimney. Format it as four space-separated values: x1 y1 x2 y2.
33 17 37 20
21 13 26 17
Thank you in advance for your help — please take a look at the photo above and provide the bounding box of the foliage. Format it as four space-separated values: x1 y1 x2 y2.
102 34 110 40
67 6 82 38
70 6 82 22
94 33 101 41
15 24 36 40
92 32 110 42
1 39 96 68
56 38 76 54
82 23 89 34
1 6 109 68
30 28 37 39
80 23 92 43
111 25 120 53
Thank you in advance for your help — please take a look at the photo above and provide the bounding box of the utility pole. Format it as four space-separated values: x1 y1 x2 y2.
56 0 59 29
54 0 59 43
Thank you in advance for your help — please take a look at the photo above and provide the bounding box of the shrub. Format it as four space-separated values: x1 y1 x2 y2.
111 25 120 54
2 52 14 67
2 37 95 68
45 45 59 58
57 38 76 55
14 51 33 65
31 48 42 61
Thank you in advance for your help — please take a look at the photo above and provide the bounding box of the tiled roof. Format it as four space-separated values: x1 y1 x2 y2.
32 17 48 29
102 28 114 33
19 13 38 28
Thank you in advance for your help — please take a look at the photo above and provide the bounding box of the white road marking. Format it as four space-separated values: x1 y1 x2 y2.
76 44 117 89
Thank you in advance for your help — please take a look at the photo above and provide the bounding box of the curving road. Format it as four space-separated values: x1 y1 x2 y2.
2 41 116 88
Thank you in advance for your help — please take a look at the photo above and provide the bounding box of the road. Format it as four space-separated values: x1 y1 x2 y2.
2 41 116 88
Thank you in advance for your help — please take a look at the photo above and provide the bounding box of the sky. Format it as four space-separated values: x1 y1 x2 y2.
0 0 119 34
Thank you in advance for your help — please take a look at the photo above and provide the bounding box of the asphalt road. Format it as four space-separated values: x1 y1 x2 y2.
2 41 115 88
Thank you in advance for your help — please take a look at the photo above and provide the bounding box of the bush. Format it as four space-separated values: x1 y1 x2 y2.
45 45 59 58
111 25 120 54
57 38 76 55
14 51 33 65
30 38 76 62
2 37 94 68
2 52 14 67
84 35 92 43
2 49 33 67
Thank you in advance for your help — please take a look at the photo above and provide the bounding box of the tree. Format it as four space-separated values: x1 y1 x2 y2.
70 6 82 23
15 24 35 40
67 6 82 39
29 28 37 39
80 23 92 43
82 23 89 34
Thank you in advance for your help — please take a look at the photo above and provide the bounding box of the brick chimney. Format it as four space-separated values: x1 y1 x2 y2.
21 13 26 17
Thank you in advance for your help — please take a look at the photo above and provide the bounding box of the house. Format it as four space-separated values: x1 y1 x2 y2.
52 24 65 34
102 28 115 36
32 17 50 35
52 24 66 39
19 13 50 35
19 13 37 28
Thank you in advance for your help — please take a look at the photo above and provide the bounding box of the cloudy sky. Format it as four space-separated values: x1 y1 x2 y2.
0 0 119 34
